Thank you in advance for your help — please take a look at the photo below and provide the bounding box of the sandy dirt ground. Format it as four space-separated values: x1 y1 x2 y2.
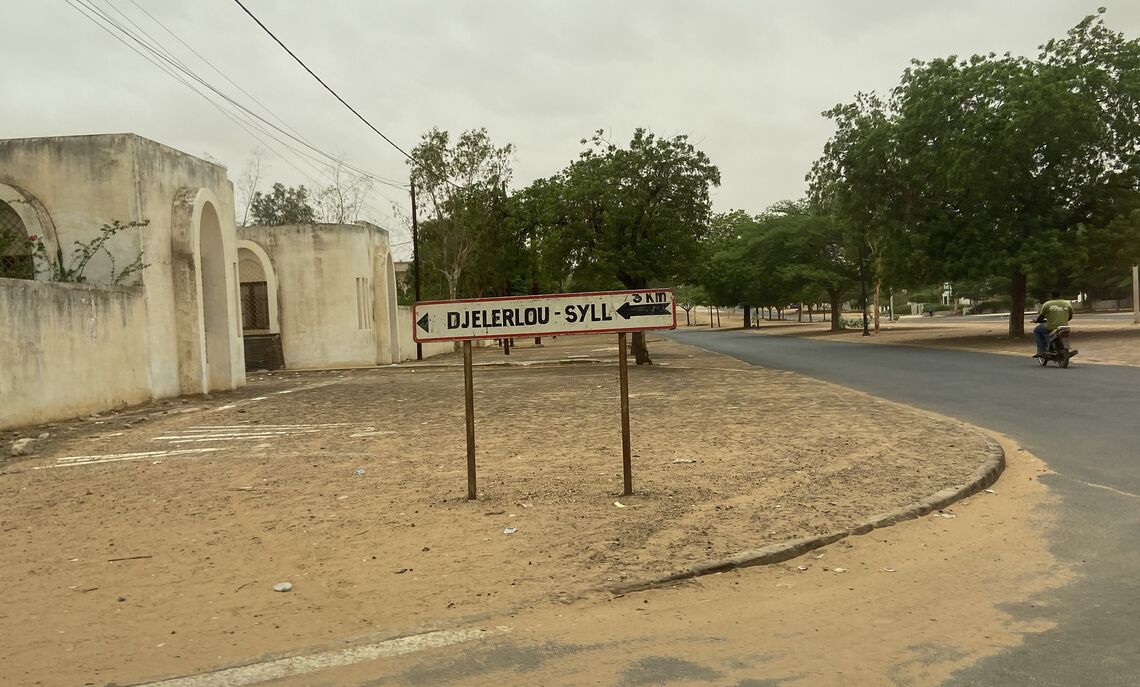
273 438 1070 687
740 313 1140 366
2 336 997 686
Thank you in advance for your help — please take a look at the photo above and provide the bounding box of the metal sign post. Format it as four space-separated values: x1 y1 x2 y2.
412 289 676 500
617 332 633 496
463 340 476 500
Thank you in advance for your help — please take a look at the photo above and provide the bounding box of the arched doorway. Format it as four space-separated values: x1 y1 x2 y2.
237 240 283 370
199 202 234 390
171 187 242 395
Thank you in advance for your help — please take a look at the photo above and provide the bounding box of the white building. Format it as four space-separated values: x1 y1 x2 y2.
0 134 418 431
237 222 402 370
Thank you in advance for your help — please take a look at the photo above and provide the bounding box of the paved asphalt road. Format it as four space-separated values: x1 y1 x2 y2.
946 311 1137 323
669 328 1140 686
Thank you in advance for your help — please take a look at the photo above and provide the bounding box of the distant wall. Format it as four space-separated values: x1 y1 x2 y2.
240 223 399 369
1090 298 1134 310
396 305 455 361
0 278 151 430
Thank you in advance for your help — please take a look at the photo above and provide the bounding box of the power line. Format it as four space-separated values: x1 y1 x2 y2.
70 0 408 194
230 0 458 189
65 0 406 230
127 0 408 190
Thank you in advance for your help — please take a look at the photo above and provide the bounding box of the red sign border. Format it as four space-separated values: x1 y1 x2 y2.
412 288 677 343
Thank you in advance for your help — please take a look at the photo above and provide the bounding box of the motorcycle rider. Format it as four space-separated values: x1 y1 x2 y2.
1033 290 1075 358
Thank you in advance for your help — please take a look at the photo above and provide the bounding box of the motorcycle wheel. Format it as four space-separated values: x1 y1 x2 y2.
1059 352 1070 369
1037 355 1048 367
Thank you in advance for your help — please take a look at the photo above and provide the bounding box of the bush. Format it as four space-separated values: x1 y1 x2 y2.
972 298 1011 314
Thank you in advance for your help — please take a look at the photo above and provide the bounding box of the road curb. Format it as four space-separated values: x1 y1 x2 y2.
610 436 1006 595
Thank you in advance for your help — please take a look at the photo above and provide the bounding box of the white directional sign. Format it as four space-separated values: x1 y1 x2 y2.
412 289 676 343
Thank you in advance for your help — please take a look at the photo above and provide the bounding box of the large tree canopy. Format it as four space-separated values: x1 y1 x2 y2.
409 127 515 301
249 183 317 226
809 10 1140 336
527 129 721 362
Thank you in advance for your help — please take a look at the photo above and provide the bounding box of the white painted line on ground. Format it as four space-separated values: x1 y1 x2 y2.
37 448 223 469
268 379 346 397
138 627 505 687
186 424 356 430
156 432 302 438
155 431 320 440
163 435 301 444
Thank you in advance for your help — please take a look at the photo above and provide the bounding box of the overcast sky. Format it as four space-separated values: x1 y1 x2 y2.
6 1 1140 257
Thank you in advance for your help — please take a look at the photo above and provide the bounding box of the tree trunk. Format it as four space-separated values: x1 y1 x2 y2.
631 330 651 365
708 306 714 328
715 307 721 327
743 304 751 329
808 304 813 323
1009 267 1027 338
829 294 842 331
873 278 881 333
797 304 803 322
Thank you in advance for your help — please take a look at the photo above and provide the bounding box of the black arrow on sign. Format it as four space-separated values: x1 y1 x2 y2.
616 302 670 319
417 313 430 333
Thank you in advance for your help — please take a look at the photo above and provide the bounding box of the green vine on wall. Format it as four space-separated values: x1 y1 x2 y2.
31 219 151 285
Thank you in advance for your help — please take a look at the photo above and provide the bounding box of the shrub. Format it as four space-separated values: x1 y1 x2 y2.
972 298 1011 314
32 219 150 284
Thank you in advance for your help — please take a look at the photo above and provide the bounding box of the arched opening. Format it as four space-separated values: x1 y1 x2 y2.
237 240 283 370
0 201 33 279
199 202 234 390
0 184 59 280
172 186 242 395
238 247 271 332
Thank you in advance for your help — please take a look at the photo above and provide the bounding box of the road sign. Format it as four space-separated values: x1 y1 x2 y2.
412 289 676 343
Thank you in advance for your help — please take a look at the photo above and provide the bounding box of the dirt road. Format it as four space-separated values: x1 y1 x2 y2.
2 336 1000 686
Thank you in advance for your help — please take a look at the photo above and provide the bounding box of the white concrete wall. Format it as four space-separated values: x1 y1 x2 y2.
396 305 455 361
240 223 400 369
0 278 151 430
0 134 244 398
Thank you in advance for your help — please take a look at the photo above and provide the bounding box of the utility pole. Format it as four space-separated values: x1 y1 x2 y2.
410 179 423 360
1133 264 1139 325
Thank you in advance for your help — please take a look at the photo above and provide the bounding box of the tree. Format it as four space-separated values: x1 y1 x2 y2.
316 160 373 224
760 202 857 331
250 183 317 225
408 128 514 301
700 211 766 328
674 284 708 326
1074 192 1140 300
235 148 265 227
530 129 721 363
810 93 913 334
888 10 1140 336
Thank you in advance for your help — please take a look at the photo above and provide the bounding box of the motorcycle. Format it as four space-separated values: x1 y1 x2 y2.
1036 326 1077 368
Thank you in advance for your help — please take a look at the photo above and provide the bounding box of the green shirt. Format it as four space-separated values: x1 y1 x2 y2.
1039 299 1073 330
